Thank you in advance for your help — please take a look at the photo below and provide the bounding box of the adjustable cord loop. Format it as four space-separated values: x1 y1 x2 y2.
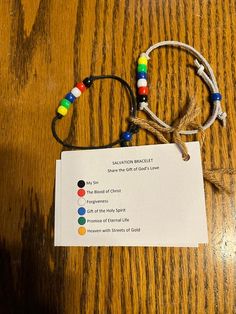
137 41 227 133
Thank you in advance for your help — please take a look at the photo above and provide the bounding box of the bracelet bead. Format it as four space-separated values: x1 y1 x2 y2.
210 92 222 101
122 131 132 141
83 77 93 88
60 98 71 109
65 92 76 103
137 71 147 79
137 64 147 73
57 105 68 116
71 87 81 98
76 82 86 93
138 86 148 95
137 79 147 87
138 95 148 103
138 56 148 65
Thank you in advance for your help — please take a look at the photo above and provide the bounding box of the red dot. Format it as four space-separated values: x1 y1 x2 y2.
77 189 86 197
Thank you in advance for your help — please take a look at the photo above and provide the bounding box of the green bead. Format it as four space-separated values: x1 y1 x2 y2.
137 64 147 73
78 217 86 225
60 98 71 109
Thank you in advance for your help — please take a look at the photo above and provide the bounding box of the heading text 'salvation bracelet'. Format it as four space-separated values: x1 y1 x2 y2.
136 41 227 135
52 75 138 149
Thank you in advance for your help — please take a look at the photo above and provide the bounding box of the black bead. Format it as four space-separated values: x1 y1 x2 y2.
83 77 93 88
137 95 148 102
56 112 63 119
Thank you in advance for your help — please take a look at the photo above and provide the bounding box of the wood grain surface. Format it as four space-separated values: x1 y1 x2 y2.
0 0 235 313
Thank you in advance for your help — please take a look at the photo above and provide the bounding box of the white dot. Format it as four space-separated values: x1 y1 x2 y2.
77 198 86 206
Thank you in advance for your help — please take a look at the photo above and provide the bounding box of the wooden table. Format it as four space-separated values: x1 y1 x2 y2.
0 1 235 313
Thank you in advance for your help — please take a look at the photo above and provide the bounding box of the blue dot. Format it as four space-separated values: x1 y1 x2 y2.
78 207 86 215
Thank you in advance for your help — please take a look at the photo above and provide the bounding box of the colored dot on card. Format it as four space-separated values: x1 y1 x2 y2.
78 207 86 215
78 227 86 236
77 189 86 197
77 180 85 188
77 198 86 206
78 217 86 225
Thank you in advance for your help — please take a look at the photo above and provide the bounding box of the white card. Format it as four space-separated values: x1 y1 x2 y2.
54 142 208 247
54 160 62 246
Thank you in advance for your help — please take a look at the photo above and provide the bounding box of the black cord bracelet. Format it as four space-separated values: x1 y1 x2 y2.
51 75 139 149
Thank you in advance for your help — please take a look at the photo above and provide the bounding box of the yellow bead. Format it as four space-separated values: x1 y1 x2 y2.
138 56 148 65
57 105 68 116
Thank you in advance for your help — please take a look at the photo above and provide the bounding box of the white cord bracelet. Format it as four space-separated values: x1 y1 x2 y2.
136 41 227 135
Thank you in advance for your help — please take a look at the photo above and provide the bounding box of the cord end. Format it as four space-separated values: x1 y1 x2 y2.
217 111 227 127
194 59 205 76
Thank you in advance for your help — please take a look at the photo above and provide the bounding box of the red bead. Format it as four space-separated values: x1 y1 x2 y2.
138 86 149 95
76 82 86 93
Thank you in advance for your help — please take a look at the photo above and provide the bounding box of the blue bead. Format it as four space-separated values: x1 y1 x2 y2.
137 71 147 79
122 131 132 141
211 93 222 101
65 92 76 103
78 207 86 215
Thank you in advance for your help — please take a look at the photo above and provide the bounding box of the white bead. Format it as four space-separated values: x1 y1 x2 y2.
71 87 81 98
137 79 147 87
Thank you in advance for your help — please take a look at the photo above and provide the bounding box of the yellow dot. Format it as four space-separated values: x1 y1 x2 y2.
78 227 86 236
138 56 148 65
57 105 68 116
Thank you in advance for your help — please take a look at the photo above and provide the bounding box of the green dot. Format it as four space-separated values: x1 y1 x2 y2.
60 98 71 109
78 217 86 225
137 64 147 73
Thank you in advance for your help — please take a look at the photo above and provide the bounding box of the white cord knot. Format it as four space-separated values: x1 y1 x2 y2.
139 102 149 110
194 59 205 76
140 52 151 60
217 111 227 127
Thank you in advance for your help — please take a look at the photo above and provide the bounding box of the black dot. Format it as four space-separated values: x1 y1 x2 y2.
77 180 85 188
